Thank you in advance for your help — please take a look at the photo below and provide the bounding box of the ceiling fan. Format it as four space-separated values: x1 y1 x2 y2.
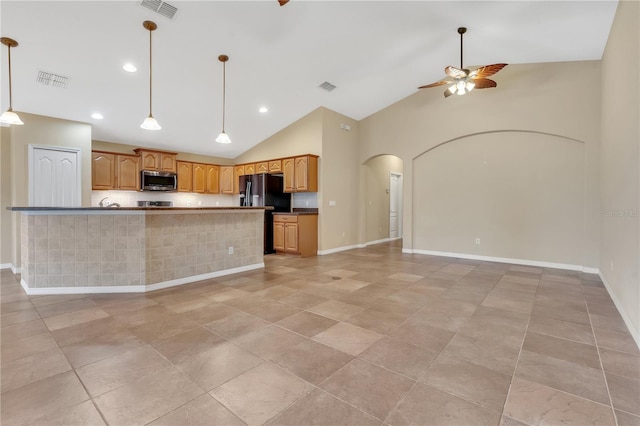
278 0 289 5
419 27 507 98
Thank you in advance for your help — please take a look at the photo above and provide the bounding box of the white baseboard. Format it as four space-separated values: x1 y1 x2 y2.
19 263 265 295
11 264 21 274
598 272 640 350
318 237 402 255
318 244 363 255
404 249 598 273
1 263 12 270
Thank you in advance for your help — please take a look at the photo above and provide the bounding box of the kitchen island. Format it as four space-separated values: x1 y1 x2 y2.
9 207 268 295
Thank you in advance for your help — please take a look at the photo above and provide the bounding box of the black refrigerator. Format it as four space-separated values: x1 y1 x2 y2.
239 174 291 254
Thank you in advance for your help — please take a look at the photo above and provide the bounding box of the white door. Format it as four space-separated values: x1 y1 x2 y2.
30 146 81 206
389 173 402 239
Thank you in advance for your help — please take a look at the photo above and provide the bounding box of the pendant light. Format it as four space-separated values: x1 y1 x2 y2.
215 54 231 144
0 37 24 125
140 21 161 130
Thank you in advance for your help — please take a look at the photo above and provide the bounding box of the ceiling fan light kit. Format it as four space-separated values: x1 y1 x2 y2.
0 37 24 125
216 54 231 144
140 20 161 130
418 27 507 98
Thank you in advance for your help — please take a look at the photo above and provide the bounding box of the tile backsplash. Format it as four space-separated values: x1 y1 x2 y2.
91 190 236 208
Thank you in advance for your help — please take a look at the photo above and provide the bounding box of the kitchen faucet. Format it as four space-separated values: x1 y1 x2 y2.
99 197 120 208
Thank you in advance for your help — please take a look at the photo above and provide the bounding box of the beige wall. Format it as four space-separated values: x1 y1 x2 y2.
363 155 403 243
319 108 360 250
2 112 92 268
600 0 640 336
415 132 585 264
235 108 323 163
1 126 12 265
359 60 602 268
92 140 233 165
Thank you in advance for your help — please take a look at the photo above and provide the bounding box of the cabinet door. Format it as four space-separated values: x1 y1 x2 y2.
284 222 299 253
140 151 160 170
220 166 234 194
92 152 115 190
282 158 295 193
176 161 193 192
116 155 140 190
269 160 282 173
273 222 286 252
192 163 206 193
233 165 244 194
244 163 255 175
206 165 220 194
256 162 269 174
294 156 309 191
160 154 176 172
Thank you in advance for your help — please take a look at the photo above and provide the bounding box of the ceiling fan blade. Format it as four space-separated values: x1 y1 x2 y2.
472 63 508 79
444 88 454 98
445 66 467 78
418 80 450 89
278 0 289 5
472 78 497 89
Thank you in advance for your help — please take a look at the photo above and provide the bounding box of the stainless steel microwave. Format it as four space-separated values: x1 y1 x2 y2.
141 170 177 191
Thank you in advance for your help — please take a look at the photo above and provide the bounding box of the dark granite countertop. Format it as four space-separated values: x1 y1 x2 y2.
8 206 272 211
273 208 319 216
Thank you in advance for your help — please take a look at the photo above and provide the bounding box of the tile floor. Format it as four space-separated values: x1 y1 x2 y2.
1 241 639 425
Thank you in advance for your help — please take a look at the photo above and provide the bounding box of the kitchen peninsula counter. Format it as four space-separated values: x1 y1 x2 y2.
9 207 267 295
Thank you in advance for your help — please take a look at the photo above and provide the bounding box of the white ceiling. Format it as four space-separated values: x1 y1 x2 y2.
1 1 618 159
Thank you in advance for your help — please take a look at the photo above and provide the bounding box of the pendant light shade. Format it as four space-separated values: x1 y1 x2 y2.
216 54 231 144
140 21 161 130
0 37 23 126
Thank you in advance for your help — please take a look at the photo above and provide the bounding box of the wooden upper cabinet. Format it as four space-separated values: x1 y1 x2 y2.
244 163 255 175
282 155 318 193
220 166 234 194
115 154 140 190
233 165 244 194
92 151 115 190
160 154 176 172
192 163 207 193
294 155 318 192
206 165 220 194
134 149 177 172
269 160 282 173
282 158 295 193
256 162 269 174
176 161 192 192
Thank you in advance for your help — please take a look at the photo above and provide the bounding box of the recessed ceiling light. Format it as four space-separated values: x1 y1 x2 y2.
259 106 268 113
123 63 137 73
91 113 104 120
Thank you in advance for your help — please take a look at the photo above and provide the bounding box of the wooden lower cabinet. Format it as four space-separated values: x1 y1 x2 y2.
273 214 317 257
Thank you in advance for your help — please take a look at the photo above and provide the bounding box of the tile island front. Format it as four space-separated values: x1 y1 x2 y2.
9 206 269 295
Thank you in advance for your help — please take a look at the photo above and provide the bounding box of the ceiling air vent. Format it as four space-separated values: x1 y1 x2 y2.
140 0 178 20
319 81 336 92
36 70 70 89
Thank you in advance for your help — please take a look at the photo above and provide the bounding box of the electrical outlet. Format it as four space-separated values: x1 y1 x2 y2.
228 247 234 255
475 238 481 245
329 201 336 207
305 201 309 207
216 201 220 206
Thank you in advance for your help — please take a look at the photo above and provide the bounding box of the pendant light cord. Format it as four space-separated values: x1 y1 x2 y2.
7 44 13 110
221 60 226 132
149 29 153 117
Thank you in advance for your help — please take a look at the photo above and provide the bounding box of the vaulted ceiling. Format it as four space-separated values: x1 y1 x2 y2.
1 1 618 158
